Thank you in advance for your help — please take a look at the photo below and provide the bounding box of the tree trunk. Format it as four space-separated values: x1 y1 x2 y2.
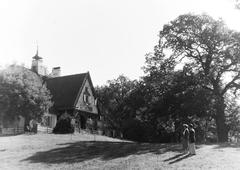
216 117 228 142
215 96 228 142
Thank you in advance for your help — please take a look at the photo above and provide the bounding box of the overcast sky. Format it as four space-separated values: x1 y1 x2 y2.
0 0 239 86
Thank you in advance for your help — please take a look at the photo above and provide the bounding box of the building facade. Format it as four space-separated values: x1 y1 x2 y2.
31 49 102 132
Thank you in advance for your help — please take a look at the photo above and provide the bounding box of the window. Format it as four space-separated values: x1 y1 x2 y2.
83 87 91 104
83 94 87 102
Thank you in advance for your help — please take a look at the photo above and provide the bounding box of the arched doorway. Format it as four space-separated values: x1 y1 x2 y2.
75 112 87 131
80 114 86 129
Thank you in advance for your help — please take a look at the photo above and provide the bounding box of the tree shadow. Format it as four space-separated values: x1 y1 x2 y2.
21 141 183 164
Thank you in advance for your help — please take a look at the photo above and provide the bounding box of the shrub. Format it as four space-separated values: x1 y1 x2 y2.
53 113 75 134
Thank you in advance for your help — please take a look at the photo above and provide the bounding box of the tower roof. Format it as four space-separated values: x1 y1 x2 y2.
32 47 42 60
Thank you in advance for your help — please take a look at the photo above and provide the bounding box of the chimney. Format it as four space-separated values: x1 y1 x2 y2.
51 67 61 77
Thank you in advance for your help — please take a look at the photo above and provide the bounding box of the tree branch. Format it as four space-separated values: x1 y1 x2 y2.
221 73 240 95
202 85 214 93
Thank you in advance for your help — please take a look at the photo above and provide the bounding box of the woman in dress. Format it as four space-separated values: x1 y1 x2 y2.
189 123 196 155
182 124 189 154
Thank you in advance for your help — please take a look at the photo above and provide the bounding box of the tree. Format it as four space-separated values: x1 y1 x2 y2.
155 13 240 142
142 59 214 142
95 75 158 141
0 65 53 126
225 94 240 137
95 75 138 124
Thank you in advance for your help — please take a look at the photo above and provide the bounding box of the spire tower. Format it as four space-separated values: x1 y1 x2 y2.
31 46 44 75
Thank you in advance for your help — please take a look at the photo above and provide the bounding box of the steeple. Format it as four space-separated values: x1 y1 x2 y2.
31 46 45 76
32 46 42 60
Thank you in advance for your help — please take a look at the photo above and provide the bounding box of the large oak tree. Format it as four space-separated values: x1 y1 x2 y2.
154 13 240 142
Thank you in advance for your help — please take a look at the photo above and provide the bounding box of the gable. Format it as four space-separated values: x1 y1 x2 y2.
75 78 98 114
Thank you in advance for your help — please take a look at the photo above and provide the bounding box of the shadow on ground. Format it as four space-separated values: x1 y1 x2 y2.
167 153 195 164
21 141 183 164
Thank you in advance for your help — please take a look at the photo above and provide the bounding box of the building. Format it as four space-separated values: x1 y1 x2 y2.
31 49 102 133
46 72 100 131
1 48 105 135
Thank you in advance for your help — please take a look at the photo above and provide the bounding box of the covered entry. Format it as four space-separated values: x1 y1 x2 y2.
75 111 98 132
79 114 86 129
75 112 87 131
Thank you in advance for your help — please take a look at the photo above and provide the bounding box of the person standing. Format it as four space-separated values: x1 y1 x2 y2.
189 123 196 155
182 124 189 154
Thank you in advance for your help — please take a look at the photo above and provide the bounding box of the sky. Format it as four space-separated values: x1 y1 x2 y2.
0 0 239 86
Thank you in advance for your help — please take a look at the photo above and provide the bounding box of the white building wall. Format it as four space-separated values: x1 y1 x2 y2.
32 60 45 75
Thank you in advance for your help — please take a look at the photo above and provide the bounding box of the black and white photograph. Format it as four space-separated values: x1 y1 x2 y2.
1 0 240 169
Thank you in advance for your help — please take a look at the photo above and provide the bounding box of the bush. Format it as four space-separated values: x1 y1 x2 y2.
53 113 75 134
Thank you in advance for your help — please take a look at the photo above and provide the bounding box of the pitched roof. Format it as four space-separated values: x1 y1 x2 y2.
46 72 93 110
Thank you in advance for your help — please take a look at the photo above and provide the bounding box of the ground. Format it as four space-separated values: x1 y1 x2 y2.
1 133 240 170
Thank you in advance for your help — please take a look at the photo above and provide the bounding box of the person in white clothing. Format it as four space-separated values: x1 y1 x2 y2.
182 124 189 154
189 123 196 155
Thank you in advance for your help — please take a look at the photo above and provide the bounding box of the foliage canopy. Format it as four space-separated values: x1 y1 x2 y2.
0 65 53 126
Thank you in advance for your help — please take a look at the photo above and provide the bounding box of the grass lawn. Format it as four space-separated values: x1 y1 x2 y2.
1 133 240 170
